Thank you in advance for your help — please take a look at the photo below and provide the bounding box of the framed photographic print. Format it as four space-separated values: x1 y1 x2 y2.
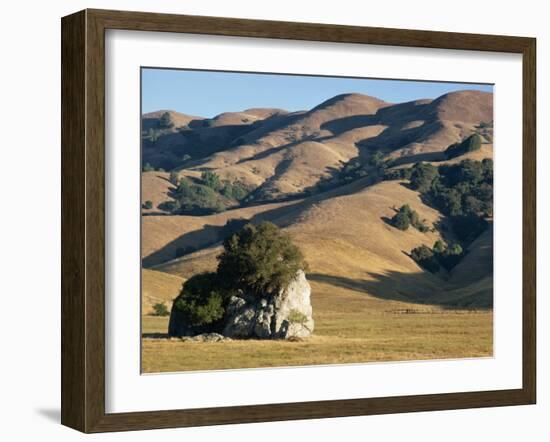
61 9 536 433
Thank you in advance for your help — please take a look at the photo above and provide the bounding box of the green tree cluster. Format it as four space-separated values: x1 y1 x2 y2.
201 170 222 191
164 172 250 215
158 111 174 128
220 180 248 201
391 204 429 232
445 134 482 159
410 240 464 273
151 302 170 317
171 178 226 215
383 167 412 181
430 159 493 242
409 162 439 193
396 159 492 244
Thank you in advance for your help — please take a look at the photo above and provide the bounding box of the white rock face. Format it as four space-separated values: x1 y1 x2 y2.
223 270 314 339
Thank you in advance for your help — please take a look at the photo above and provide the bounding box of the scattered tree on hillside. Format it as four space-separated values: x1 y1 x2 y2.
445 133 482 159
410 240 465 273
201 170 222 191
410 245 440 273
172 178 226 214
433 239 445 254
220 180 248 201
151 302 170 317
392 208 411 231
159 111 174 128
369 151 385 168
169 171 179 185
142 162 154 172
391 204 429 232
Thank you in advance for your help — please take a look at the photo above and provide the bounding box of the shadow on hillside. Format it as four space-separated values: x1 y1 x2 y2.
142 224 224 267
307 271 492 308
142 198 308 268
142 175 378 268
321 114 378 135
390 151 446 167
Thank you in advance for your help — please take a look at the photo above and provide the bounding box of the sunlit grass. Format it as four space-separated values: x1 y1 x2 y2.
141 281 492 373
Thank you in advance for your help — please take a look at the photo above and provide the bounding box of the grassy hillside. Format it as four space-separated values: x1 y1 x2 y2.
153 180 489 307
140 89 494 372
141 171 175 214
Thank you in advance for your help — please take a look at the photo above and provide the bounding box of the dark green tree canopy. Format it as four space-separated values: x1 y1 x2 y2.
159 111 174 128
173 272 226 327
445 133 482 159
391 204 429 232
391 210 410 231
410 245 440 273
169 171 179 185
409 162 439 193
201 170 222 191
217 221 307 296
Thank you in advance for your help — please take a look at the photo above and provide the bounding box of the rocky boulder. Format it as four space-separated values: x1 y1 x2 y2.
179 333 229 342
222 270 314 339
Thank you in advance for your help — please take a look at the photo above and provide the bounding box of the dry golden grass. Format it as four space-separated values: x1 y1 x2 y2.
142 280 492 372
155 181 445 288
141 268 184 315
141 171 174 214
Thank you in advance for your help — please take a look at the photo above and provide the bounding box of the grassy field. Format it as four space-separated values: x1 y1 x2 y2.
142 279 492 373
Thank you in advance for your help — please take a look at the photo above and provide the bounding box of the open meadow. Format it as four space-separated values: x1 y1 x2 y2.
142 276 492 373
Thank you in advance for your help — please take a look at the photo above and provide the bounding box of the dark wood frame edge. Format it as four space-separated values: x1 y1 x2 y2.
61 8 536 433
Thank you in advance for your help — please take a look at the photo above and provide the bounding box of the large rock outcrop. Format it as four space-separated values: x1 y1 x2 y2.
168 270 314 340
222 270 314 339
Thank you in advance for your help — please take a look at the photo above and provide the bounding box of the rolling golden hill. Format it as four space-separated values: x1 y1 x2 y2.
142 89 493 307
140 89 494 371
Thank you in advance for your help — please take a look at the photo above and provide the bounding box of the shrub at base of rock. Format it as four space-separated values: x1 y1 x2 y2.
179 333 230 342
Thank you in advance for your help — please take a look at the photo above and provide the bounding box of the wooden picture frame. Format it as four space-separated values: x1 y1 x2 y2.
61 8 536 433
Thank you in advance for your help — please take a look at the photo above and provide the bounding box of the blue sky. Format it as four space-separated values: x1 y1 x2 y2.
142 68 493 118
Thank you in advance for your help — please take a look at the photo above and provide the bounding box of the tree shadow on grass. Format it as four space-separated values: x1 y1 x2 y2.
142 332 169 339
